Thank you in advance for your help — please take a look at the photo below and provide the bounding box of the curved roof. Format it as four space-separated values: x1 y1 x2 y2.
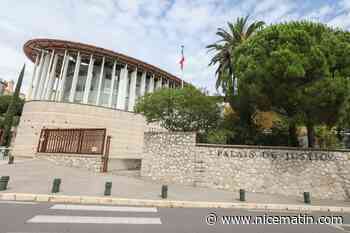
23 38 182 84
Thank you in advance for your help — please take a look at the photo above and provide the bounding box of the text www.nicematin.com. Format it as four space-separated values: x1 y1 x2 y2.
205 213 343 225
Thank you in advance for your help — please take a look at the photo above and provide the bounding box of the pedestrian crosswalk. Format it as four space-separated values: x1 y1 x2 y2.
331 224 350 232
50 204 158 212
28 215 162 224
25 204 162 225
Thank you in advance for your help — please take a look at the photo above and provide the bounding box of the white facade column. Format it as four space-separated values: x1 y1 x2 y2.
32 51 45 99
57 51 68 101
83 54 95 104
108 60 117 107
27 54 39 100
148 74 155 93
36 53 50 100
116 64 128 110
69 52 81 102
165 78 169 88
95 57 105 106
44 54 58 100
128 68 137 111
156 76 162 89
41 50 55 99
140 71 146 96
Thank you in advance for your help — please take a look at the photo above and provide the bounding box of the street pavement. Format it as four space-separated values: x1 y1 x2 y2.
0 201 350 233
1 159 350 207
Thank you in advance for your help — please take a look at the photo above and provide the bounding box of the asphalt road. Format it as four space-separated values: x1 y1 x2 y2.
0 200 349 233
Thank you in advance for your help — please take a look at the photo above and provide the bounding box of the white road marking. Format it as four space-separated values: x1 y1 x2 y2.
27 215 162 224
0 201 36 205
50 204 157 212
328 224 345 231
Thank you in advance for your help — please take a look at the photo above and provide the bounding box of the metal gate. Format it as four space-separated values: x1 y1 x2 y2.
37 128 106 155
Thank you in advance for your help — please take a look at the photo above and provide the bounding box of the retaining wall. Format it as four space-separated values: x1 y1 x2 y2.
141 132 350 201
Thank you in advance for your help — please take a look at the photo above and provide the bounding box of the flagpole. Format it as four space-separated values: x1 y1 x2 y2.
181 68 184 88
181 45 184 88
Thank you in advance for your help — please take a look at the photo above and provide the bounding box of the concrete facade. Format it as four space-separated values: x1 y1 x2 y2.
12 101 157 161
141 132 350 201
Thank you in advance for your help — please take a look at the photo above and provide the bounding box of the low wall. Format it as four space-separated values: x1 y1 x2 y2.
37 153 102 173
141 132 350 201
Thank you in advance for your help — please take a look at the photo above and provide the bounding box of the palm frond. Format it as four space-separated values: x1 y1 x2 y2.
207 15 264 91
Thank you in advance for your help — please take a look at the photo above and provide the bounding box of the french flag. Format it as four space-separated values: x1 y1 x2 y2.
179 45 185 70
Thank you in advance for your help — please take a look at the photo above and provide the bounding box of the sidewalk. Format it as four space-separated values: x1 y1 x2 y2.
0 159 349 210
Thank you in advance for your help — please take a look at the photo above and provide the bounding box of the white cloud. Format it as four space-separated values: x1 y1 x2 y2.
0 0 348 95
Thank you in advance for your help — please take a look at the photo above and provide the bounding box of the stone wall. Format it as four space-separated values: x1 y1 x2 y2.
141 132 350 201
37 154 102 173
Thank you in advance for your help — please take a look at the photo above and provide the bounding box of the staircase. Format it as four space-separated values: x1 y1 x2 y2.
193 159 206 187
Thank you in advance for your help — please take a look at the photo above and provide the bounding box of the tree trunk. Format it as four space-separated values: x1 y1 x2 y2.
306 121 316 148
288 122 299 147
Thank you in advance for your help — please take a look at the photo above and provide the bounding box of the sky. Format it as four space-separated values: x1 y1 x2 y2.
0 0 349 95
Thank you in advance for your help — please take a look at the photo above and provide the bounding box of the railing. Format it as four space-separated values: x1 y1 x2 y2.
37 128 106 155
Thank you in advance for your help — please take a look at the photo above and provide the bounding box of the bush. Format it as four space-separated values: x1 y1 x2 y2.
315 126 343 149
135 86 221 133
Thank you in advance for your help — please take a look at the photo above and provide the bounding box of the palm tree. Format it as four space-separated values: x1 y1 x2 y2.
207 16 265 95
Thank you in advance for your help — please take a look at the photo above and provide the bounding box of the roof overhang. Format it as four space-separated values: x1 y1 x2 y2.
24 38 183 84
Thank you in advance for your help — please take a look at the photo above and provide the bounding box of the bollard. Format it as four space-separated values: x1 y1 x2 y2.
0 176 10 191
161 185 168 199
8 156 14 164
239 189 246 202
104 182 112 196
304 192 311 204
51 178 61 193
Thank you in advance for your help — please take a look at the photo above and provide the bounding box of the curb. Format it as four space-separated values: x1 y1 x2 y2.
0 193 349 213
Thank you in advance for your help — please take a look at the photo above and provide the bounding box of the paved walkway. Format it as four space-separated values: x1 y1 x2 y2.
0 159 349 207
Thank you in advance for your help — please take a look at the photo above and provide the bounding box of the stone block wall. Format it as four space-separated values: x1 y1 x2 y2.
141 132 197 184
141 132 350 201
37 154 102 173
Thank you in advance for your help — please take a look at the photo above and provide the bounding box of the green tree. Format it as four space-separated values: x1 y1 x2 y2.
207 16 265 97
0 95 24 116
2 64 25 146
207 16 265 144
135 86 221 132
234 21 350 147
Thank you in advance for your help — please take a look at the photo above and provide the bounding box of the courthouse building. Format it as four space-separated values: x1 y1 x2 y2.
12 38 183 172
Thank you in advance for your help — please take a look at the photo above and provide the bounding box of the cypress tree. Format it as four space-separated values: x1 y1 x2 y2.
2 64 25 147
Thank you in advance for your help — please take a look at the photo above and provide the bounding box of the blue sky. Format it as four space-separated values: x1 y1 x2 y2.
0 0 349 94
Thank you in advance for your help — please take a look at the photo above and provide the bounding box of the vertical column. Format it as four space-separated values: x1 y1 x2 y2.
156 76 162 89
69 51 81 102
83 54 95 104
128 68 137 111
32 51 45 99
148 74 155 93
108 60 117 107
116 64 128 110
140 71 146 97
27 54 39 100
57 51 69 101
165 78 169 88
41 50 55 99
44 54 59 100
95 57 105 106
35 52 51 100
